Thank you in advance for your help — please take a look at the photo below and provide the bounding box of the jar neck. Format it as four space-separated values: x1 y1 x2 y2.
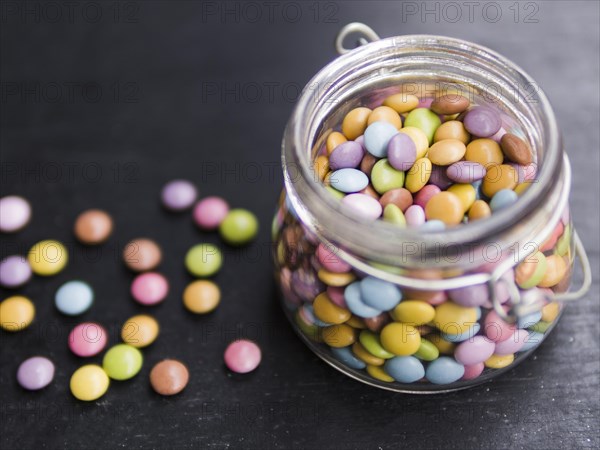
282 35 563 272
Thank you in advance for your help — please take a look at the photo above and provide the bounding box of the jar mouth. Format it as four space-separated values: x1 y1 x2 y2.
283 34 562 268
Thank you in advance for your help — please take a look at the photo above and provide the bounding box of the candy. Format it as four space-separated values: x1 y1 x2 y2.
538 255 568 288
193 196 229 230
28 240 68 276
342 107 371 140
314 155 330 181
414 184 440 209
383 93 419 113
500 133 533 165
405 158 432 193
366 364 394 382
515 251 547 289
123 238 162 272
434 120 471 144
313 292 351 324
121 315 159 348
462 363 485 380
317 243 351 273
344 282 382 318
359 153 377 176
102 344 143 380
329 141 365 170
70 365 109 401
454 336 495 365
447 184 476 212
465 138 504 167
367 106 402 129
326 131 347 154
185 243 222 277
468 200 491 221
398 127 429 159
403 108 441 144
161 179 198 211
463 106 502 137
364 121 398 157
130 272 169 305
183 280 221 313
379 188 413 212
405 204 426 227
219 209 259 245
0 255 32 288
384 356 425 383
329 168 369 193
425 192 464 226
434 302 478 335
150 360 189 395
428 139 466 166
430 94 470 115
414 338 439 361
390 301 435 325
383 204 406 226
446 161 486 183
490 189 518 211
0 196 31 232
426 357 465 384
484 310 517 342
359 330 395 359
484 353 515 369
224 340 262 373
17 356 55 390
380 323 420 356
387 133 417 171
494 329 528 355
0 296 35 331
74 209 113 244
55 280 94 315
341 193 382 220
331 346 366 369
359 277 402 311
69 322 108 357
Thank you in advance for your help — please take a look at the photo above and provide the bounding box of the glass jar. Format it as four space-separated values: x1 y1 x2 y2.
272 24 591 392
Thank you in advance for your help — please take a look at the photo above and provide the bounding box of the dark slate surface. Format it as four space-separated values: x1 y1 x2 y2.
1 1 598 449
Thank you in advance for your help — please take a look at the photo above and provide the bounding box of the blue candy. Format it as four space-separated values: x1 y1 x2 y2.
384 356 425 383
329 168 369 193
490 189 518 211
364 121 398 158
518 331 545 352
518 311 543 329
344 282 382 318
359 276 402 311
471 179 484 200
302 304 331 327
442 323 481 342
331 346 367 370
425 357 465 384
55 280 94 316
420 220 446 232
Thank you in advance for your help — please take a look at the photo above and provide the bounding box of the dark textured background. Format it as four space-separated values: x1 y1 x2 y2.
1 1 599 449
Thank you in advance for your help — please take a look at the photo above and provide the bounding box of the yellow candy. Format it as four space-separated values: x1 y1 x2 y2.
434 302 477 335
342 107 372 140
514 181 533 196
538 254 568 288
367 106 403 129
321 324 356 348
542 302 561 323
317 269 355 287
380 323 421 356
427 139 466 166
345 315 367 329
428 334 455 355
424 192 464 226
398 126 429 159
70 364 110 401
314 155 330 182
121 314 160 348
0 296 35 332
326 131 347 155
484 353 515 369
28 240 68 276
352 342 384 366
433 120 470 144
382 93 419 113
366 364 394 382
447 184 477 212
313 292 351 325
482 164 518 197
405 158 432 193
465 138 504 167
468 200 491 221
391 301 435 326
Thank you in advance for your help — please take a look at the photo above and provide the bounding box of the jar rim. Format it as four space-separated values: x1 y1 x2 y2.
283 34 562 267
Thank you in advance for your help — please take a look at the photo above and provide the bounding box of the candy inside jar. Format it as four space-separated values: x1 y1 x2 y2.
273 28 591 392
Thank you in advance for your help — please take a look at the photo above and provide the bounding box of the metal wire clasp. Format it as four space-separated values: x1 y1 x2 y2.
335 23 380 54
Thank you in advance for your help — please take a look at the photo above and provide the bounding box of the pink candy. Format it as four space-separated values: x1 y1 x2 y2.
462 362 485 380
494 329 528 355
405 205 425 227
327 286 347 308
454 336 495 365
68 322 108 357
414 185 440 209
341 193 382 220
193 196 229 230
484 310 517 343
131 272 169 305
224 340 262 374
317 243 351 273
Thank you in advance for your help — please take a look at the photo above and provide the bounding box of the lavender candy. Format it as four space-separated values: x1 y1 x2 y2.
428 164 453 190
329 141 365 170
447 161 487 183
387 133 417 171
463 106 502 138
17 357 55 391
0 255 32 288
161 180 198 211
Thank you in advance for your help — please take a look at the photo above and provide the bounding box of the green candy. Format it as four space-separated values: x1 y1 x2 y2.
555 224 572 257
102 344 143 380
516 252 547 289
529 320 551 334
404 108 442 144
326 186 345 200
359 330 395 359
383 204 406 227
369 261 407 275
219 209 259 246
295 311 321 341
414 338 439 361
371 159 405 194
185 243 223 277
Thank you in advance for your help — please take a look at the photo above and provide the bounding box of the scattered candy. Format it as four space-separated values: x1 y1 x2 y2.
69 322 108 357
102 344 143 380
70 365 109 401
150 359 189 396
123 238 162 272
161 179 198 211
121 314 159 348
219 209 259 245
193 196 229 230
28 240 68 276
55 280 94 316
0 296 35 332
185 243 222 277
130 272 169 305
17 356 55 390
74 209 113 244
224 340 262 373
0 255 32 288
183 280 221 314
0 195 31 233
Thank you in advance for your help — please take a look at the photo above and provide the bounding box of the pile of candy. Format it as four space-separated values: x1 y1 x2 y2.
0 180 261 401
274 92 572 386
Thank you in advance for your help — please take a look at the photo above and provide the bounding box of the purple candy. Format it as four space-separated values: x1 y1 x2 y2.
428 165 453 190
341 193 382 220
463 106 502 138
448 283 489 307
387 133 417 171
494 329 528 355
0 196 31 233
454 336 496 366
0 255 32 288
405 205 425 227
161 180 198 211
17 357 55 391
414 185 441 209
329 141 364 170
355 135 366 150
447 161 487 183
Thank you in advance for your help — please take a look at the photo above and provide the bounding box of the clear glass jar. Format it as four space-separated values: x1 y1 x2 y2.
272 26 591 392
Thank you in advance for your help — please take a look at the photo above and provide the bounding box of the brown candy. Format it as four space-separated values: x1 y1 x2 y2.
150 359 189 396
379 188 413 212
360 153 377 177
430 94 470 114
74 209 113 245
360 184 380 200
364 313 391 333
500 133 533 165
123 238 162 272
